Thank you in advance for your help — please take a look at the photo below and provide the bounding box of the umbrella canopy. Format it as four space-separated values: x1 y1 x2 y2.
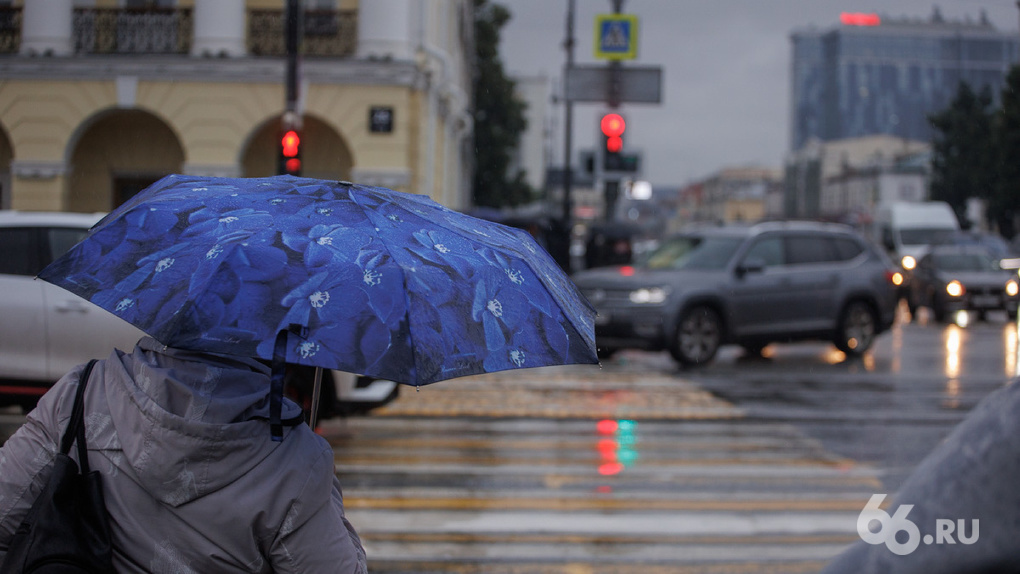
39 175 597 388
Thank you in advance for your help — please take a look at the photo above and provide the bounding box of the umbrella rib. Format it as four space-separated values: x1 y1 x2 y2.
347 187 421 385
377 193 596 361
159 239 245 355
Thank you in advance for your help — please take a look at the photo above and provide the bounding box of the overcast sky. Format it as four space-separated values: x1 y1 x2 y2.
498 1 1020 186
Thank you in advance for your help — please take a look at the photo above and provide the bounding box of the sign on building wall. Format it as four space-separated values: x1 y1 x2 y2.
369 106 394 133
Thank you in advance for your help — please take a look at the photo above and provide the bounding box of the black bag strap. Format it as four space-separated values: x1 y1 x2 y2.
59 359 98 474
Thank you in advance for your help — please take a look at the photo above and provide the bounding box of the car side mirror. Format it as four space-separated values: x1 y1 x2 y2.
737 257 766 277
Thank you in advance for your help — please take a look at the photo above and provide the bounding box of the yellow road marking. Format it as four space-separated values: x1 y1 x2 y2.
360 531 859 545
345 495 873 512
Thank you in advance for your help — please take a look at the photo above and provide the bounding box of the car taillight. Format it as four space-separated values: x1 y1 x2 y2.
885 270 903 286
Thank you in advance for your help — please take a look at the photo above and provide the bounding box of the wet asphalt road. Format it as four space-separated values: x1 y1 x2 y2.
687 305 1018 490
330 304 1018 572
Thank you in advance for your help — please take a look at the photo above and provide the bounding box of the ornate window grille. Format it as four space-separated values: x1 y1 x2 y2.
74 8 193 55
248 9 357 57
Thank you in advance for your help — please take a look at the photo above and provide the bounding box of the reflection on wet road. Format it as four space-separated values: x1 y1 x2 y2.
689 307 1019 492
329 416 878 573
324 366 880 572
323 307 1018 572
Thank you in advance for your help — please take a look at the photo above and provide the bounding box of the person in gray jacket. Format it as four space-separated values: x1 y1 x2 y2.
821 377 1020 573
0 337 367 573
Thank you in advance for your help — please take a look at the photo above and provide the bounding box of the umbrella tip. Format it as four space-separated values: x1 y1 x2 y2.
337 180 354 186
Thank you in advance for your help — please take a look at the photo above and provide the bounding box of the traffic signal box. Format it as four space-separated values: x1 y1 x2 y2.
279 129 302 176
600 113 639 173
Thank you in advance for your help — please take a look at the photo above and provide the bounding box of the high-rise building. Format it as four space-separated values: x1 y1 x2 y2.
790 8 1020 152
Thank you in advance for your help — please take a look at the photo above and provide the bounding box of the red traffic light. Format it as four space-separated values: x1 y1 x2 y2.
606 135 623 153
600 113 626 137
281 130 300 158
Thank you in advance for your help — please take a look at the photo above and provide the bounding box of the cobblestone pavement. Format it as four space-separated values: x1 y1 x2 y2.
371 357 743 420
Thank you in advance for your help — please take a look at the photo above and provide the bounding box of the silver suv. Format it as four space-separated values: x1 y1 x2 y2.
0 211 398 415
572 221 899 366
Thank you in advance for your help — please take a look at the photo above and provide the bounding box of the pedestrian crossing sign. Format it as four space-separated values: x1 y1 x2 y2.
594 14 638 60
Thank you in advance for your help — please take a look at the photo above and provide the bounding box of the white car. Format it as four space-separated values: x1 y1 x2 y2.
0 211 398 415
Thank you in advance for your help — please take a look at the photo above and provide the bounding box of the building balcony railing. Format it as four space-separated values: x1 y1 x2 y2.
0 7 357 58
74 8 193 55
248 9 357 57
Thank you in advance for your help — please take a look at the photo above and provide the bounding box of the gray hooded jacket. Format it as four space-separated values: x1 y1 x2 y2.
0 337 367 573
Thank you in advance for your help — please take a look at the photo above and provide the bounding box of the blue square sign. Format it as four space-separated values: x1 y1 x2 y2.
595 14 638 60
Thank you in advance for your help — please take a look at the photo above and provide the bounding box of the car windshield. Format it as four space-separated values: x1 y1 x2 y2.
639 235 743 270
933 252 1000 272
900 228 956 246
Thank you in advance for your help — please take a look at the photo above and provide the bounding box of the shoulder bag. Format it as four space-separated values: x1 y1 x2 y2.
0 359 115 573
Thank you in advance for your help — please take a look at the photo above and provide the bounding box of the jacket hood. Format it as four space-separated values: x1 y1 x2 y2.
96 337 304 507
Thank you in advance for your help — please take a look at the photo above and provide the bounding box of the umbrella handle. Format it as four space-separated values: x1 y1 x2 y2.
309 367 324 431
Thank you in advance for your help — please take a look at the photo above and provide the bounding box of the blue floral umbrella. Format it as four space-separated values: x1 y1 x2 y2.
38 175 597 436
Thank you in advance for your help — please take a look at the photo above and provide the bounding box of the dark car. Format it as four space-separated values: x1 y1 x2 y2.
932 230 1020 270
907 244 1020 322
571 221 899 366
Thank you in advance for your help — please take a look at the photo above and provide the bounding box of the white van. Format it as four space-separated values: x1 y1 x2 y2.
875 201 961 272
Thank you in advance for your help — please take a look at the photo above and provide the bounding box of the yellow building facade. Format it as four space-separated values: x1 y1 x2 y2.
0 0 474 212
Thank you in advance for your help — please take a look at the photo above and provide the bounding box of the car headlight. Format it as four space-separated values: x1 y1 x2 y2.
629 287 669 304
946 280 965 298
1007 280 1019 297
901 255 916 270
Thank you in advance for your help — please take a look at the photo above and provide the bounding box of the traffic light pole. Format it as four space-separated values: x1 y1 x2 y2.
561 0 575 233
285 0 299 119
280 0 302 175
601 0 624 221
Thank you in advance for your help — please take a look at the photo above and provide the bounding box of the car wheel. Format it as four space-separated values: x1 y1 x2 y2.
671 306 722 366
835 301 877 355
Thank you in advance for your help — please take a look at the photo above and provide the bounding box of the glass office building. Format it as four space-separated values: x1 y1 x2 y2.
790 10 1019 151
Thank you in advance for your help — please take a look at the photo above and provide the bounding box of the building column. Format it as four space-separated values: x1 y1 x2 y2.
20 0 73 56
357 0 414 61
191 0 246 57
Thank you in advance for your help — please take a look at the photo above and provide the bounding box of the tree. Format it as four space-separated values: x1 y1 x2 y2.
990 65 1020 239
471 0 535 208
928 82 997 228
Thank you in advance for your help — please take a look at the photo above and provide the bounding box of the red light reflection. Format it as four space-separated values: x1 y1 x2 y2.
619 266 635 277
598 462 624 476
597 419 619 434
597 439 617 459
